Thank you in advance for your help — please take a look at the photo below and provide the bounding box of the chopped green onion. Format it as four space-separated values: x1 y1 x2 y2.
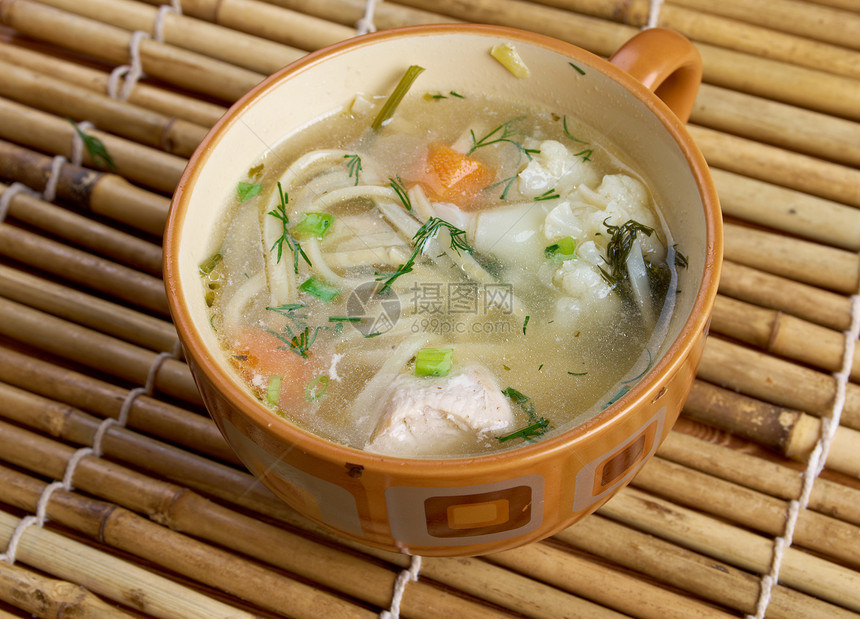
545 236 577 262
300 277 340 302
199 253 222 275
266 376 281 405
415 348 454 377
237 181 263 203
371 65 425 131
291 212 334 240
304 375 329 401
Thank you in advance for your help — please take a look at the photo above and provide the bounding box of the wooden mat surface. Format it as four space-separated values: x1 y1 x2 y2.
1 0 859 617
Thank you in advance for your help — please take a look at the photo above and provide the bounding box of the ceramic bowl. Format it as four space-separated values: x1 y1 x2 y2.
164 24 722 556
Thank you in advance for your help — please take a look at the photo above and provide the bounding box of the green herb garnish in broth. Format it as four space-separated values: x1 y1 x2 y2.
291 212 334 240
544 236 577 262
266 376 281 405
236 181 263 203
389 176 412 211
497 417 550 443
267 182 312 272
343 154 362 185
304 375 329 401
199 253 222 275
522 315 530 335
534 188 560 201
599 219 657 286
467 117 539 160
561 116 588 144
371 64 425 131
300 277 340 302
486 174 518 200
269 325 320 359
67 118 115 170
328 316 361 323
376 217 473 294
414 348 454 377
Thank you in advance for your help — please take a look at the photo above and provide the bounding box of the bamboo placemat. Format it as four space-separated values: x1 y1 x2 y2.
0 0 859 617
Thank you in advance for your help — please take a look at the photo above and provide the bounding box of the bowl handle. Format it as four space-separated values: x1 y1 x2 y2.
609 28 702 123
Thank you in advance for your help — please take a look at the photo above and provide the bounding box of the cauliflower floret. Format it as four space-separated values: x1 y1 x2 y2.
555 259 612 300
366 365 515 456
516 140 599 199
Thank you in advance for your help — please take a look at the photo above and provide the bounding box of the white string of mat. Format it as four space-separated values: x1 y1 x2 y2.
750 292 860 618
0 346 181 564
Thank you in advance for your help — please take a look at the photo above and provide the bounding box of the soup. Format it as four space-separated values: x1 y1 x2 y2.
201 73 685 458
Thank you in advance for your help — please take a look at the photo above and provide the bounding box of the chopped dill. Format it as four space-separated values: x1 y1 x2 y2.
467 117 539 160
486 174 518 200
376 217 473 295
562 116 588 144
449 91 465 98
67 118 115 170
568 371 587 376
344 154 362 185
674 245 689 269
534 188 560 201
498 418 550 443
522 315 530 335
389 176 412 211
599 219 656 286
569 62 586 75
268 182 312 273
268 325 319 359
328 316 361 323
573 148 593 162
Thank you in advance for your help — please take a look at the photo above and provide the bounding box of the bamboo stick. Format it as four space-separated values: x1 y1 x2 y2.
0 352 233 464
0 420 515 619
659 430 860 526
684 380 860 477
487 540 734 619
713 168 860 251
699 336 860 430
392 0 860 120
600 487 860 612
37 0 305 76
557 514 858 619
0 560 135 619
632 454 860 567
643 0 860 79
724 222 860 295
0 299 200 405
693 85 860 168
718 260 852 332
0 266 177 353
0 226 168 316
690 125 860 208
0 469 375 619
0 0 265 103
0 97 184 194
175 0 356 51
263 0 457 28
0 139 169 237
0 40 226 127
711 295 860 381
0 183 163 277
668 0 860 51
0 510 257 619
0 60 206 158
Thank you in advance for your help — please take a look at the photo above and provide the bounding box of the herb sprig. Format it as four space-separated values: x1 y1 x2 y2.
376 217 473 295
467 117 539 160
497 386 551 443
67 118 115 170
268 182 312 273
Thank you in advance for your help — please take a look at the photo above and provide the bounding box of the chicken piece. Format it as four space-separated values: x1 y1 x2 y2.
365 365 514 456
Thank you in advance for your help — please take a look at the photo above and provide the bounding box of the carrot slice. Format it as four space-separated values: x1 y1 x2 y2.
230 327 323 411
417 144 494 209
